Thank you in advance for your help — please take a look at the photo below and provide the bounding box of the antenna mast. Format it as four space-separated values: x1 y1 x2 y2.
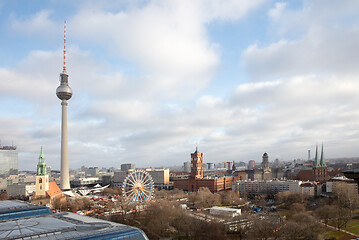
63 20 67 73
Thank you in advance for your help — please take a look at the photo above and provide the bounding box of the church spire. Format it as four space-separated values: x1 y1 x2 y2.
320 143 326 167
37 146 47 175
314 145 320 167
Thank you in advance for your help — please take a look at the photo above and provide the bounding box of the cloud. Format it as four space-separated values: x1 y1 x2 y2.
10 10 59 37
243 1 359 81
68 0 265 98
268 2 287 21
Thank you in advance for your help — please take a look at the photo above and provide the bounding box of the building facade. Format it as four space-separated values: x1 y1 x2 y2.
248 160 255 170
146 169 169 184
232 180 303 196
121 163 136 172
87 167 99 176
0 145 18 177
183 161 191 172
7 183 36 197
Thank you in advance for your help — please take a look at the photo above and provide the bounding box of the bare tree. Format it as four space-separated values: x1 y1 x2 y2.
315 205 337 226
188 187 221 208
332 182 359 214
221 190 243 206
331 207 352 230
0 192 9 200
248 215 282 240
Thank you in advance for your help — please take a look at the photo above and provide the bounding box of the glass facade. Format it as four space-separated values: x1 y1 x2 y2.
0 146 18 177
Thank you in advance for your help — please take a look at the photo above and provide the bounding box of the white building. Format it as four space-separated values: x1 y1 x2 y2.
326 177 358 193
146 169 169 184
233 180 303 196
210 206 241 218
71 177 101 187
7 183 36 197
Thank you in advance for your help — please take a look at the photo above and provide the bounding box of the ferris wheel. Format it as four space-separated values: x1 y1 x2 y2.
122 170 154 203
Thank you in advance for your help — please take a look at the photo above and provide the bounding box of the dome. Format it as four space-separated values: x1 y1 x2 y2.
56 85 72 100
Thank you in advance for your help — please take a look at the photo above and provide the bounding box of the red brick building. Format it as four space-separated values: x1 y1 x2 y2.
295 144 328 182
174 148 242 192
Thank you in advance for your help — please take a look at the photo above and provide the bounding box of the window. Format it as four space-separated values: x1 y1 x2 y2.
39 178 42 183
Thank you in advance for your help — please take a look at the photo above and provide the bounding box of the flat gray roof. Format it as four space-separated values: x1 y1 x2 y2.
0 212 148 240
0 200 148 240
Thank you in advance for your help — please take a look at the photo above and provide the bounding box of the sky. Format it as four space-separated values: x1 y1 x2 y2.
1 0 359 171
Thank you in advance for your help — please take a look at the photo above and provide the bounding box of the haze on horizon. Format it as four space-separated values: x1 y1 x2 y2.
1 0 359 171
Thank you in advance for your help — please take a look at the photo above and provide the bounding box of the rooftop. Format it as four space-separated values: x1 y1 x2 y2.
0 200 148 240
0 145 16 150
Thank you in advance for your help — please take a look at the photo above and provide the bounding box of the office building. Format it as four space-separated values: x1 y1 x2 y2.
183 161 191 172
248 160 255 170
87 167 99 176
0 145 18 177
233 180 303 196
7 183 36 197
121 163 136 171
146 169 169 184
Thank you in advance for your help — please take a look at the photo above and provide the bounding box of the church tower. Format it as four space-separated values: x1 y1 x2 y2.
313 144 328 181
190 147 203 179
35 146 49 197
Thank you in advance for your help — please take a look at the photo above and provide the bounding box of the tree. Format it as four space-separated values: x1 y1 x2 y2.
0 192 9 200
221 190 243 206
275 191 306 209
279 221 316 240
315 205 337 226
331 207 352 230
248 215 282 240
288 203 306 218
332 182 359 213
188 187 221 209
278 212 322 240
82 197 93 210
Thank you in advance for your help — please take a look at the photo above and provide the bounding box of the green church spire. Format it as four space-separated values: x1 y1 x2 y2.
37 146 47 175
313 145 320 167
320 143 326 167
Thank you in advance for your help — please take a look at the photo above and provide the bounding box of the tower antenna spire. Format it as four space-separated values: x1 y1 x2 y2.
63 20 67 73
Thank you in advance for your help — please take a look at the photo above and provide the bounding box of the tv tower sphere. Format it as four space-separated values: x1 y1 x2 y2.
56 73 72 100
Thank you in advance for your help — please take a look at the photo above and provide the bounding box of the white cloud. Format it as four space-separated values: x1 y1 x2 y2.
10 10 59 37
68 0 265 98
268 2 287 21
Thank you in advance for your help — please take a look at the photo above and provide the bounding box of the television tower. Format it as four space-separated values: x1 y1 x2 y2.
56 20 72 190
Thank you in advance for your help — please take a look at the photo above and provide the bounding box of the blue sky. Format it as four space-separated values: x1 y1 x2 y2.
1 0 359 171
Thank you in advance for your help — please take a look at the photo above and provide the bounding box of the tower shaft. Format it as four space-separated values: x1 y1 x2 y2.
60 100 70 190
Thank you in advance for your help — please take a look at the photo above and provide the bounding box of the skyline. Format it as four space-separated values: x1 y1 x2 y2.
1 0 359 170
